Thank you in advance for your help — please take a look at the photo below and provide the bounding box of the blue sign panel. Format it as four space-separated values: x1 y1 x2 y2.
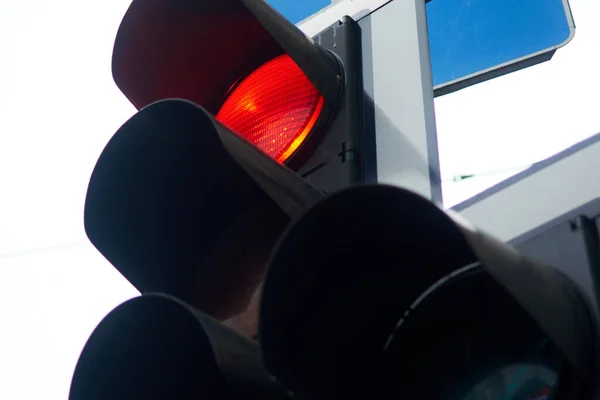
267 0 330 24
426 0 575 94
268 0 575 94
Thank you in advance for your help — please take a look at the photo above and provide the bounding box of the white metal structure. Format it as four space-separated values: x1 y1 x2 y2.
298 0 443 203
452 133 600 241
298 0 595 241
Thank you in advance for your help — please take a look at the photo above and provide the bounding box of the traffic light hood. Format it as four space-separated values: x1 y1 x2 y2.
259 185 597 398
111 0 342 114
69 293 291 400
84 99 323 319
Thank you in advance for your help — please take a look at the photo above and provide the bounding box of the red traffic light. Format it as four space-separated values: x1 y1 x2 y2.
217 55 325 163
92 0 368 323
111 0 344 166
111 0 341 114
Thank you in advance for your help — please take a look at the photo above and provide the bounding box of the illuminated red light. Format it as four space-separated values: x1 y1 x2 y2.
216 54 325 164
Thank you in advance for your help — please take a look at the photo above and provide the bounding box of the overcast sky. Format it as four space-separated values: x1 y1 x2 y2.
0 0 598 398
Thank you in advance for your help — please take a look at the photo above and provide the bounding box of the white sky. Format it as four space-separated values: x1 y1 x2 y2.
0 0 598 398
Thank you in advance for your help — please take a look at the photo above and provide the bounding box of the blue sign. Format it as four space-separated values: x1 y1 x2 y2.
268 0 330 24
268 0 575 94
426 0 574 94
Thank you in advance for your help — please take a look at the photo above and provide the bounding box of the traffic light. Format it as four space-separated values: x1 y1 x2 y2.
258 185 600 399
71 0 599 398
84 0 374 321
111 0 373 185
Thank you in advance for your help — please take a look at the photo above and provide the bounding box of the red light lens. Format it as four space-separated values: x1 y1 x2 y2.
216 54 325 164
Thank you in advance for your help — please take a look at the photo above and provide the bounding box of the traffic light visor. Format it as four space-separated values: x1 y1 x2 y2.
84 99 323 318
217 55 325 163
70 294 291 400
112 0 341 114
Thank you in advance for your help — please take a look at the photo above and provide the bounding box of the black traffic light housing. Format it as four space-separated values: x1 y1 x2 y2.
72 0 600 398
70 293 292 400
258 185 599 399
76 182 600 399
84 99 324 319
85 0 373 319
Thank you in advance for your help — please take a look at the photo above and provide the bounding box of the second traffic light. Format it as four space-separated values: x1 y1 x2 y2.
258 185 599 399
74 182 600 399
